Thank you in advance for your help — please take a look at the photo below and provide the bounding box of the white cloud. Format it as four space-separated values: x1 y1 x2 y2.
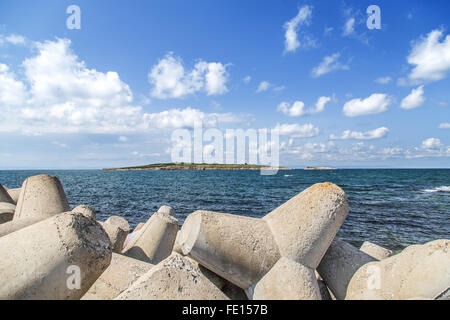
283 5 313 53
330 127 389 140
0 33 26 45
343 93 392 117
256 81 271 93
375 76 392 84
400 85 426 109
439 123 450 129
311 53 349 78
277 101 305 117
243 76 251 83
118 136 128 142
309 96 331 114
148 52 229 99
277 96 331 117
342 18 355 36
407 29 450 82
273 123 319 138
422 138 442 149
0 38 242 135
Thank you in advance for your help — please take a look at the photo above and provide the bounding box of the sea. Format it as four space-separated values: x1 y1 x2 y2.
1 169 449 250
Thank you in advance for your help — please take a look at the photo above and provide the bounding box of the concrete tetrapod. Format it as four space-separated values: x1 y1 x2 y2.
14 174 70 221
317 238 376 300
0 211 112 300
101 216 130 253
0 203 15 224
0 185 14 204
249 257 321 300
178 182 348 299
360 241 393 260
346 239 450 300
115 253 229 300
72 205 96 220
6 188 21 204
82 253 153 300
122 208 178 264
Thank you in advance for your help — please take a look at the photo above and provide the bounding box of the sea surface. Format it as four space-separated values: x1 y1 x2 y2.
1 169 449 250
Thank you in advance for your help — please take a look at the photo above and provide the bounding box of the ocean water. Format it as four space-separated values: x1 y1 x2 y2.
1 169 449 250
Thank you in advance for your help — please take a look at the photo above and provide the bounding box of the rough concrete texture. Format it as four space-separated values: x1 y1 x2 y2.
157 205 174 217
360 241 393 260
263 183 348 269
101 216 130 253
0 185 14 204
0 202 15 224
0 211 111 300
183 255 227 290
6 188 21 204
122 211 178 264
178 210 281 289
249 257 321 300
72 205 96 220
14 175 70 221
115 253 229 300
82 253 153 300
317 238 376 300
346 239 450 300
172 230 182 253
0 215 45 238
133 222 145 233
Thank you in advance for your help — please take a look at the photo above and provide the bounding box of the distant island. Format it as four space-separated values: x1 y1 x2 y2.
103 163 292 171
304 166 338 170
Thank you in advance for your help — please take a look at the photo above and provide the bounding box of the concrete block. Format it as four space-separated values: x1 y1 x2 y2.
360 241 393 260
115 253 229 300
317 238 376 300
0 211 111 300
82 253 153 300
72 205 96 220
0 202 15 224
346 239 450 300
101 216 130 253
14 175 69 221
0 185 14 204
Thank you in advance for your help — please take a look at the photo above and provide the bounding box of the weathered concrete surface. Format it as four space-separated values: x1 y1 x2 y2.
122 210 178 264
0 185 14 204
178 210 281 290
318 280 333 300
360 241 393 260
72 205 96 220
6 188 21 204
317 238 376 300
115 253 229 300
82 253 153 300
157 205 174 217
182 255 227 290
222 280 249 300
0 202 15 224
249 257 321 300
14 175 70 221
263 183 348 269
0 211 111 300
0 215 45 238
133 222 145 233
346 239 450 300
101 216 130 253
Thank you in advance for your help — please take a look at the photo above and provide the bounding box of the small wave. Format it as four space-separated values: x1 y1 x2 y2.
422 186 450 193
284 175 293 177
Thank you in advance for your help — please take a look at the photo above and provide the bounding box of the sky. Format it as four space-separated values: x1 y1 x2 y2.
0 0 449 169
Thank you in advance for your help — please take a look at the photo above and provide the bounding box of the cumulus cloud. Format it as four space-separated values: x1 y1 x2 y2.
148 52 229 99
277 101 305 117
375 76 392 84
0 38 241 135
311 53 349 78
329 127 389 140
439 123 450 129
0 33 26 45
407 29 450 82
277 96 331 117
400 85 426 109
273 123 319 138
256 81 271 93
422 138 442 149
343 93 392 117
283 5 314 53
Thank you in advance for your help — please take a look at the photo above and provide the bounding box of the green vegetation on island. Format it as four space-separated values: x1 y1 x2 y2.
103 163 291 171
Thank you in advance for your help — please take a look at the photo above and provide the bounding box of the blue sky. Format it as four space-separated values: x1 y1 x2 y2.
0 0 449 169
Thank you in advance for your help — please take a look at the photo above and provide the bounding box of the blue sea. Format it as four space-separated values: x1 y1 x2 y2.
1 169 449 250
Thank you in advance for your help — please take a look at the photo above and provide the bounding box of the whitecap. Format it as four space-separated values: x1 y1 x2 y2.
422 186 450 193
